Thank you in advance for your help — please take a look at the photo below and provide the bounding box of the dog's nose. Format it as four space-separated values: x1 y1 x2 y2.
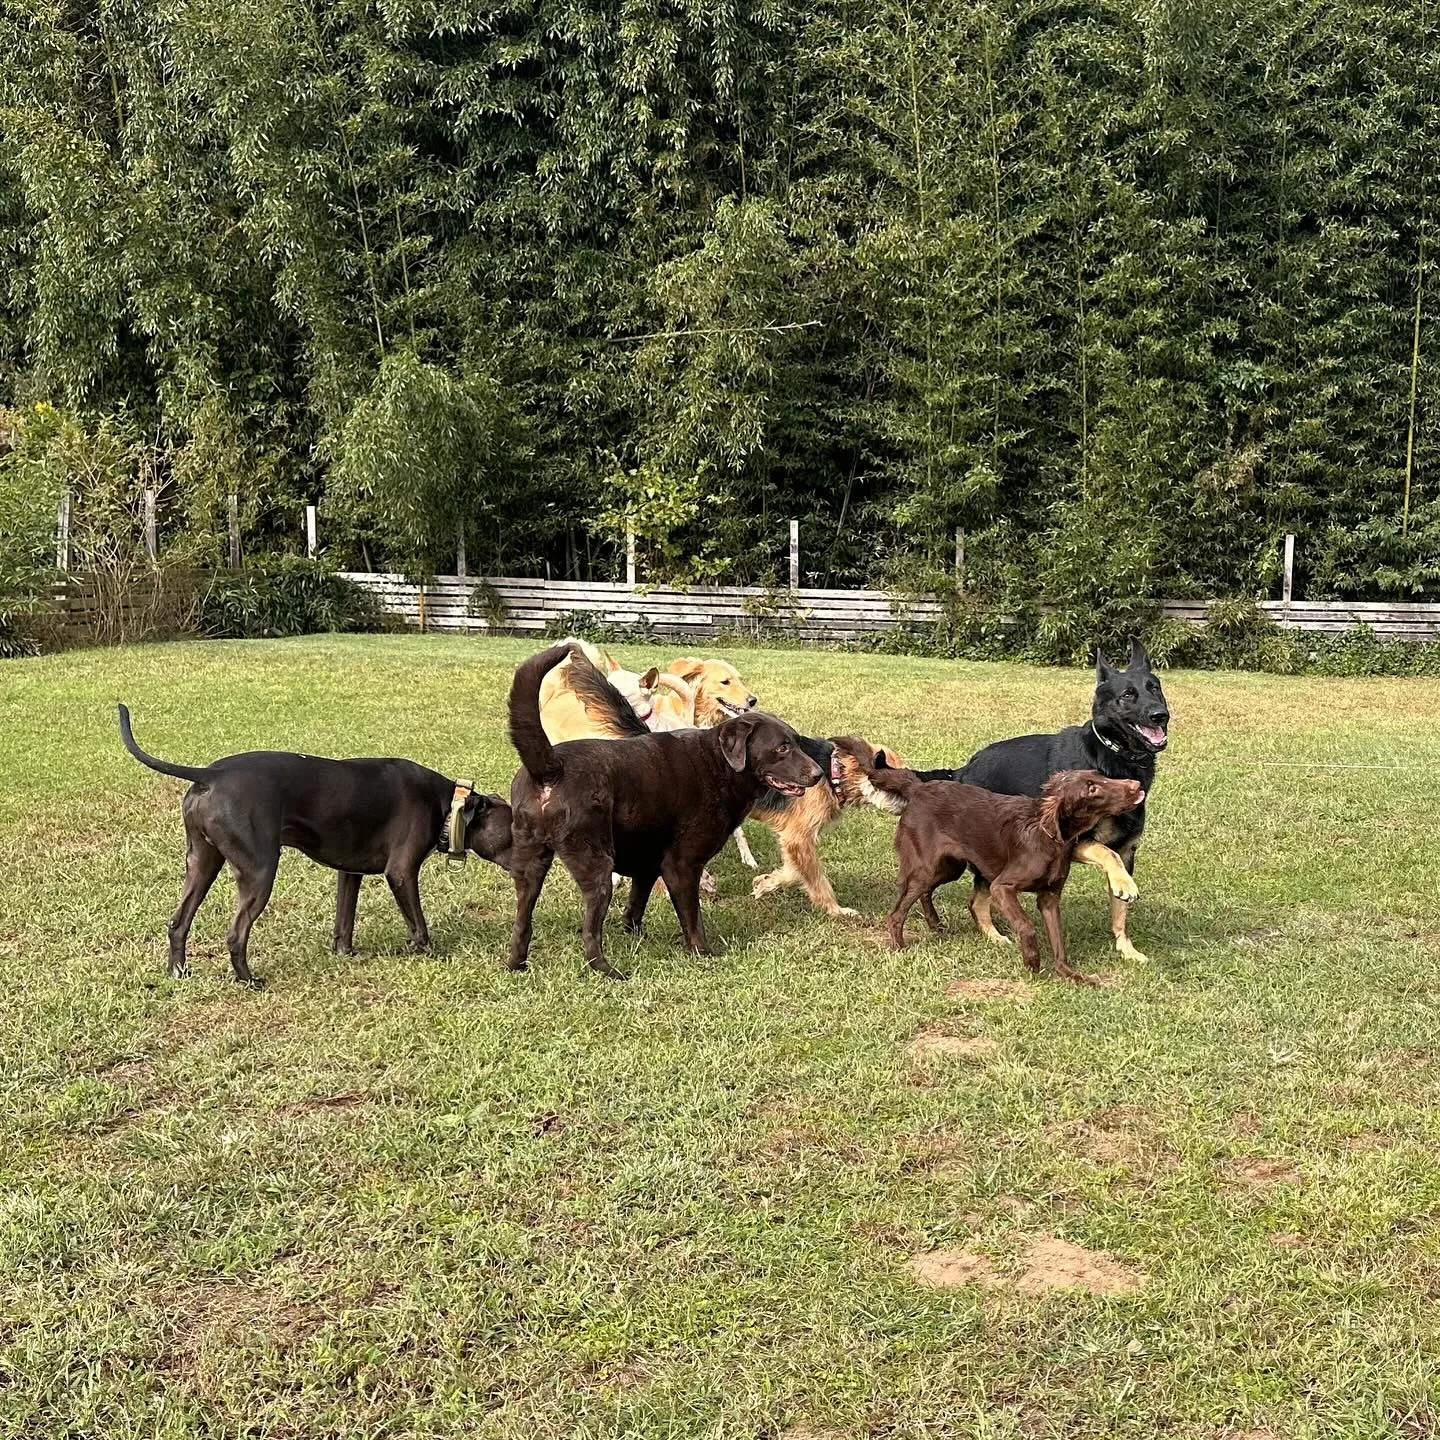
745 695 758 709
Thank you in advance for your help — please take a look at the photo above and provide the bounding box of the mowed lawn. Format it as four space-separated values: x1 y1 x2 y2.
5 636 1440 1440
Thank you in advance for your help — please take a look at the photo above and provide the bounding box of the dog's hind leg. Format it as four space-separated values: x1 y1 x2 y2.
563 848 624 979
1074 839 1138 903
507 847 554 972
623 861 662 934
225 856 277 988
886 872 931 949
989 882 1041 974
918 858 964 933
334 871 361 955
167 830 225 979
968 881 1012 947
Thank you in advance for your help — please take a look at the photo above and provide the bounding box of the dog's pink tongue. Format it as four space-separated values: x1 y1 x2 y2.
1139 724 1166 744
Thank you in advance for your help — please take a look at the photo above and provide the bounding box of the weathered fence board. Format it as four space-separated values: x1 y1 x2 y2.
340 574 1440 643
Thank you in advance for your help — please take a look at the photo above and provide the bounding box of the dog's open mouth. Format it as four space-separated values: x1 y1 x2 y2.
718 699 748 718
765 775 808 796
1134 723 1167 750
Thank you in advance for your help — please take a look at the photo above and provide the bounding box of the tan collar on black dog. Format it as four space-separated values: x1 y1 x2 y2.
444 780 473 859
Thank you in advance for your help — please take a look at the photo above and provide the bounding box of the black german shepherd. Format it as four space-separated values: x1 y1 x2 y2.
913 640 1169 962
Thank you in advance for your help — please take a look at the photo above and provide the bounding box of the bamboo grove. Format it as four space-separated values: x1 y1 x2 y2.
1 0 1437 630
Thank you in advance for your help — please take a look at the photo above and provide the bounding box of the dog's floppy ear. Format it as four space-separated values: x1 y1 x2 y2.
667 658 706 685
718 715 751 771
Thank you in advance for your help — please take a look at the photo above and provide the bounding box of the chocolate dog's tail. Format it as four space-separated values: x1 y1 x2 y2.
508 644 574 782
116 704 212 784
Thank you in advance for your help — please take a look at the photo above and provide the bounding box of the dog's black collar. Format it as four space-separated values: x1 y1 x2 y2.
1091 722 1126 756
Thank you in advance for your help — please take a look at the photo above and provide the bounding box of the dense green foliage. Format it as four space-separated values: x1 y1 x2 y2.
1 0 1437 606
199 555 384 638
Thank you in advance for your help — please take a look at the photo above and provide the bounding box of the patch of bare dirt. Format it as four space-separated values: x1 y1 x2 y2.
944 977 1035 1003
778 1427 850 1440
1226 1430 1284 1440
908 1248 1003 1289
1048 1106 1174 1173
156 1277 327 1392
1226 1156 1301 1187
1377 1048 1431 1071
1267 1233 1307 1249
1338 1130 1397 1152
896 1131 969 1172
1012 1236 1145 1296
906 1023 1000 1061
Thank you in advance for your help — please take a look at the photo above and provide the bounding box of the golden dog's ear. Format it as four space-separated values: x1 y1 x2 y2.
667 658 706 684
718 717 750 771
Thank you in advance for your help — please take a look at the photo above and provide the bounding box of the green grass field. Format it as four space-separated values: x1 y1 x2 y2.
4 635 1440 1439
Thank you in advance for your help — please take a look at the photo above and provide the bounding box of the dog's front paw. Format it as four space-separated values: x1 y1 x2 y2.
830 905 860 919
167 962 190 980
1114 934 1151 964
699 871 718 897
1108 873 1139 903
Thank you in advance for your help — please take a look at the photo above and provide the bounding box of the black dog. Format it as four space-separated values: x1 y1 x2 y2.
119 705 513 987
912 640 1169 962
506 645 824 978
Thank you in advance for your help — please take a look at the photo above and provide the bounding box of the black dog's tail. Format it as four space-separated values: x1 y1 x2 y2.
116 704 212 784
566 650 649 739
508 644 573 782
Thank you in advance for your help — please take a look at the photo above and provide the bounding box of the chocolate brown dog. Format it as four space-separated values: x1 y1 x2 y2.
119 704 513 987
839 739 1143 982
505 645 824 978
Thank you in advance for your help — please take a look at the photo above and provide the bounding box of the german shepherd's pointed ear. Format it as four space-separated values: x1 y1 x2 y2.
718 716 751 771
1095 648 1118 682
1126 638 1151 670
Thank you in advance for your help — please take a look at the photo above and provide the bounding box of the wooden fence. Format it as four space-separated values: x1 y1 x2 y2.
342 573 1440 644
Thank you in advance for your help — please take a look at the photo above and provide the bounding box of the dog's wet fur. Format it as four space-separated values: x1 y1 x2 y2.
118 705 512 987
849 743 1145 981
505 644 823 978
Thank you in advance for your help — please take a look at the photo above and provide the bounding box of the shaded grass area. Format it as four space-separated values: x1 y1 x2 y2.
3 636 1440 1438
